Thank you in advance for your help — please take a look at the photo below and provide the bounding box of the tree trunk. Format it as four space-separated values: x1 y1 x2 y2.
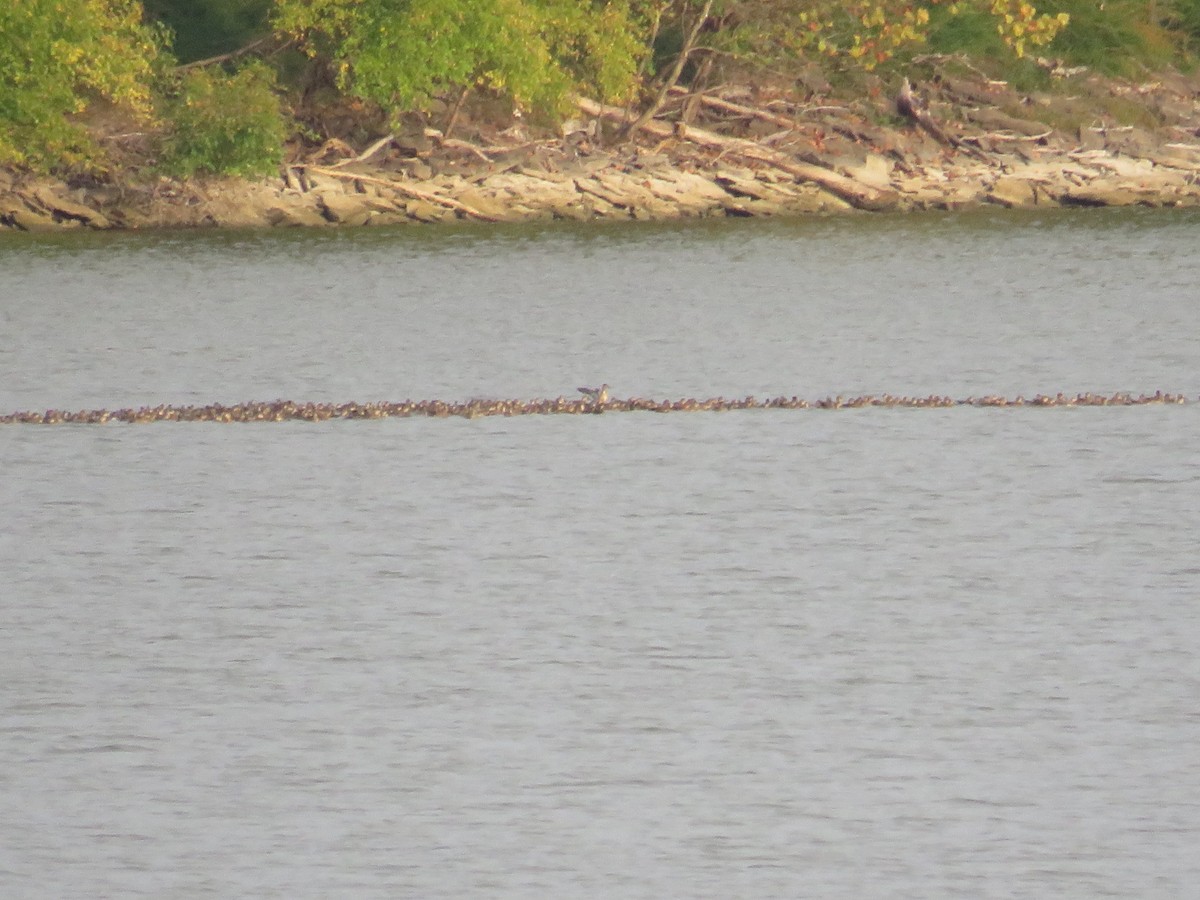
620 0 715 141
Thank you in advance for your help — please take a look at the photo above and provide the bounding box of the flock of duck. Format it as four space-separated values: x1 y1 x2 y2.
0 390 1190 425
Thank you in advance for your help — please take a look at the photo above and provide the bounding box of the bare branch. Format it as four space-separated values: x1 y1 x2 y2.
175 36 286 72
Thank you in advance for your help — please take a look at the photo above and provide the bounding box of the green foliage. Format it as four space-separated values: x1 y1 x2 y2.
1039 0 1174 74
142 0 273 63
7 0 1197 178
274 0 645 118
160 61 286 177
688 1 1067 74
1169 0 1200 44
919 4 1053 90
0 0 162 171
925 4 1009 58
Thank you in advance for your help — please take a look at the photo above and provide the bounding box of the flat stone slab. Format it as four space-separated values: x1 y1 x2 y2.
31 188 110 227
3 204 63 231
317 191 372 225
1059 184 1155 207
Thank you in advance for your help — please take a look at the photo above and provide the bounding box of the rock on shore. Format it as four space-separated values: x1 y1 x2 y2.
3 69 1199 232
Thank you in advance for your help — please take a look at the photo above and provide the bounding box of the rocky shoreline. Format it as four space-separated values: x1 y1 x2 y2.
3 69 1199 232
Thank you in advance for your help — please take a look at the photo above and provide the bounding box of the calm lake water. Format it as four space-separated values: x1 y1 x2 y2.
2 209 1200 898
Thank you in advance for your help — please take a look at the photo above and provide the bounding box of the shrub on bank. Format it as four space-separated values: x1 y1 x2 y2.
159 61 286 177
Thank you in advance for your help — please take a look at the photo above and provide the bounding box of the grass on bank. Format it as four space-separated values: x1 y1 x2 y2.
924 0 1198 77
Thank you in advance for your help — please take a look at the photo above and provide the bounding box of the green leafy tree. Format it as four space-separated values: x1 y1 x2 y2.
0 0 163 170
273 0 646 119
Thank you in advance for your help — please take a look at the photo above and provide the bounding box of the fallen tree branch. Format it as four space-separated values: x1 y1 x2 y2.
441 138 494 163
898 78 991 161
327 133 397 168
684 91 800 130
962 130 1053 143
897 78 952 146
576 96 898 211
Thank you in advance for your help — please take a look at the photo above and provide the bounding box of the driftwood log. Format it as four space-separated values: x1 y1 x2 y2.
672 88 802 130
576 96 898 211
897 77 954 147
897 78 990 161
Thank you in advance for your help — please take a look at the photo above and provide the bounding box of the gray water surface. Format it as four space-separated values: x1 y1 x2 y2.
3 208 1198 407
2 209 1200 898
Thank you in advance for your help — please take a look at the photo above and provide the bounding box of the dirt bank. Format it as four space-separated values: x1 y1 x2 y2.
3 66 1199 232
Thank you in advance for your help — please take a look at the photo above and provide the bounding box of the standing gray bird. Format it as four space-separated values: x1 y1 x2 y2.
577 384 609 403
